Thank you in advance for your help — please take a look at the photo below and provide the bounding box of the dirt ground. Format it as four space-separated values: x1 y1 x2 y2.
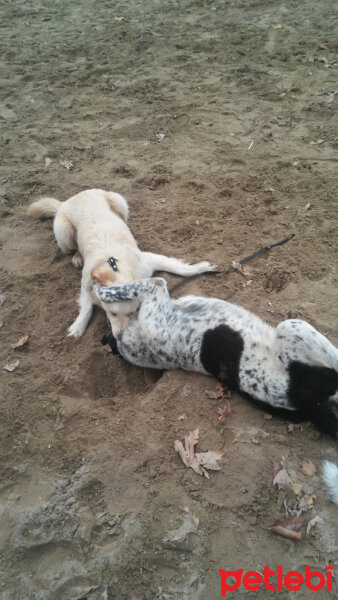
0 1 337 598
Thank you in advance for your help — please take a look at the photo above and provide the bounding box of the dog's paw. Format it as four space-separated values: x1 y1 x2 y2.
71 252 83 269
67 320 86 338
194 261 217 273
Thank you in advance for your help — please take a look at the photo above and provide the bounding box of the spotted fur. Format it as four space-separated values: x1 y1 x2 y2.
94 277 338 439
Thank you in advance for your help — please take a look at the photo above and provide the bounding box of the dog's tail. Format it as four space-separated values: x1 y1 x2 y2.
27 197 61 219
322 460 338 505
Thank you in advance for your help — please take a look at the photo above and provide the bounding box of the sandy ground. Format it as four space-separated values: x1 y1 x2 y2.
0 0 337 598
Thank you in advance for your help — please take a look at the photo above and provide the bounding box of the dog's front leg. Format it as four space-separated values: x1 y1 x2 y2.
68 284 93 337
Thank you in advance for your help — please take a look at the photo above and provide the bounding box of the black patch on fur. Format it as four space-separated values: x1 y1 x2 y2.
200 324 243 390
101 333 120 355
287 361 338 439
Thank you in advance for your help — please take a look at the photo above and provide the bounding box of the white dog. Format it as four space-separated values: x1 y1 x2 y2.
94 277 338 442
27 189 215 337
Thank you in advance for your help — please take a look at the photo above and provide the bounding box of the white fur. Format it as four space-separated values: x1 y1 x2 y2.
322 460 338 505
28 189 215 337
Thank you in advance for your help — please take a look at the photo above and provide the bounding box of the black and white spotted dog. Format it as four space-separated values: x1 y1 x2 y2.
94 277 338 440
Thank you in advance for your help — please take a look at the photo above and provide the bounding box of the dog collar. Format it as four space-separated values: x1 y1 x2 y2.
108 257 119 272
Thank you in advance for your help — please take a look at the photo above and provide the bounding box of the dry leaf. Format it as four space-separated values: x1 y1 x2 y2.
273 468 292 491
273 516 303 530
227 132 236 137
178 413 187 421
306 515 324 535
59 159 73 170
264 413 273 420
0 321 3 328
273 456 288 476
113 16 124 21
251 431 270 444
205 383 226 400
290 482 303 497
174 429 223 478
156 133 165 142
11 334 29 349
3 359 20 372
195 450 224 479
45 157 53 167
304 202 311 210
231 260 252 278
317 44 325 50
217 401 231 423
299 494 316 510
299 460 317 476
309 139 324 145
287 423 303 434
271 516 303 541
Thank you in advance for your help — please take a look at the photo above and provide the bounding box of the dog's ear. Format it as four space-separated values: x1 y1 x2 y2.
91 265 116 286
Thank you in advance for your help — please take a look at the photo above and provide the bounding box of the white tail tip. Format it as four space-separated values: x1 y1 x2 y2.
322 460 338 505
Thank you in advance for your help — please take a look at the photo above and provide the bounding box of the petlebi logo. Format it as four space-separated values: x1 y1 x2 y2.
219 564 334 596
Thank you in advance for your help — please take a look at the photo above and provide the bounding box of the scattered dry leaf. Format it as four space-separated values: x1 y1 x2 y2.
174 429 223 478
299 460 317 476
113 16 124 21
264 413 273 420
59 159 73 170
273 468 292 491
227 132 236 137
309 139 324 145
178 413 187 421
45 157 53 167
251 431 270 444
231 261 252 278
0 321 3 328
156 133 165 142
290 482 303 497
3 359 20 372
273 456 288 477
0 293 6 305
11 334 29 349
271 516 303 541
304 202 311 211
299 493 316 510
205 383 227 400
306 515 324 535
217 401 231 423
287 423 303 434
101 344 112 353
317 44 325 50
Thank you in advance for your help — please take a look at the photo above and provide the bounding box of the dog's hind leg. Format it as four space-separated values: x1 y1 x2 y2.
53 211 77 254
140 252 216 277
71 251 83 269
276 319 338 372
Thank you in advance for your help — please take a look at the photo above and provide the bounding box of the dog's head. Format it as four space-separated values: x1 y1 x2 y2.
91 264 117 287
